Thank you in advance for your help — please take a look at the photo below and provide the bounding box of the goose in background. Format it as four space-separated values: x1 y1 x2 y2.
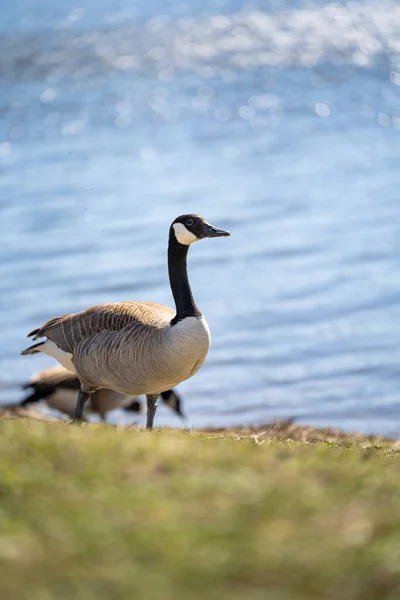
20 366 184 422
22 214 229 429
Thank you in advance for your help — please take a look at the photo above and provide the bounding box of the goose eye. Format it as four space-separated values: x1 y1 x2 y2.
186 218 194 226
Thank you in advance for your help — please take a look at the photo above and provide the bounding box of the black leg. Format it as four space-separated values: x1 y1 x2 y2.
73 388 90 424
146 394 159 430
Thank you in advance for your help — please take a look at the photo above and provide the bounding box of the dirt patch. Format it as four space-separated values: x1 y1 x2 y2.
200 419 399 447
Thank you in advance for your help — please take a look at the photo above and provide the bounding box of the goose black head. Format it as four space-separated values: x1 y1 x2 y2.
171 214 230 246
160 389 185 418
124 399 142 414
123 391 184 418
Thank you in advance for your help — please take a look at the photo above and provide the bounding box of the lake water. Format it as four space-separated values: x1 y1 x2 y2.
1 0 400 435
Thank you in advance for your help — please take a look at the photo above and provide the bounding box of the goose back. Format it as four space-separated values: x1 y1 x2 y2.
30 301 174 352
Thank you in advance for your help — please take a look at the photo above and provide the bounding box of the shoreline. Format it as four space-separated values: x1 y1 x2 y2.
1 405 399 448
200 420 400 447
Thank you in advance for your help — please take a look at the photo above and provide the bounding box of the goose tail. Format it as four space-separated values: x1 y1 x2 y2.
21 342 45 356
27 328 40 338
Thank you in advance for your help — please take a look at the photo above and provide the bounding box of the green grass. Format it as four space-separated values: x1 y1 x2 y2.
1 421 400 600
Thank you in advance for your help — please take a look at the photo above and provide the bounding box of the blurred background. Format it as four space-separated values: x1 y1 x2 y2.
1 0 400 434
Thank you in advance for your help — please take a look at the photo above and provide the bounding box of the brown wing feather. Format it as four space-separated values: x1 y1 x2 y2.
31 301 175 354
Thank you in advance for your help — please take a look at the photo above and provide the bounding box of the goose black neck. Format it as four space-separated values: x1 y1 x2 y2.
168 230 201 325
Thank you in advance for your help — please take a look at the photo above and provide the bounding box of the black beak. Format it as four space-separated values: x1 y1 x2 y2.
202 222 230 238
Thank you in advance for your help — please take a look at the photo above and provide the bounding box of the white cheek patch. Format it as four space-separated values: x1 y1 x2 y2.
173 223 198 245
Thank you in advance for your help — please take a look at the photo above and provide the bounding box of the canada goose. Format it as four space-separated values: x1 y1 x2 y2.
21 214 229 429
20 366 184 421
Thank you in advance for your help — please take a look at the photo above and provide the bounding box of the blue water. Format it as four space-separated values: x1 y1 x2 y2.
1 0 400 434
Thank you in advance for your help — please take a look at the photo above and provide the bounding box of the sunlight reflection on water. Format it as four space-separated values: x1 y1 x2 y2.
1 0 400 435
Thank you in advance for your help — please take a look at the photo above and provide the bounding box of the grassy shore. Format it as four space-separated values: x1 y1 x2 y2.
1 416 400 599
